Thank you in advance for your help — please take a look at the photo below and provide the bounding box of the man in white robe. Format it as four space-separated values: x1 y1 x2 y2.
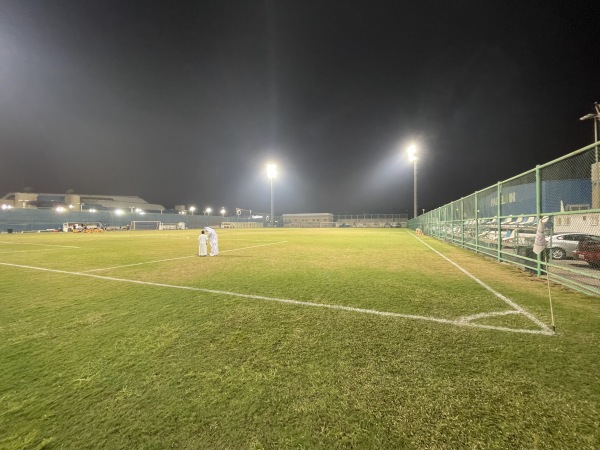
198 230 208 256
204 226 219 256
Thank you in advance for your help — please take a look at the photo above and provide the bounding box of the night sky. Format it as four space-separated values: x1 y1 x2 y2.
1 1 598 215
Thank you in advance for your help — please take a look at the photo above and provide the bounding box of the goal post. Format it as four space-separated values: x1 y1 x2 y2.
130 221 161 230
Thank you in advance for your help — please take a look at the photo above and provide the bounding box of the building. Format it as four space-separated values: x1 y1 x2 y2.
0 192 165 213
283 213 335 227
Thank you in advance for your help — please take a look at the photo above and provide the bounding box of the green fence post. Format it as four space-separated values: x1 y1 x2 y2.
497 182 502 261
475 194 479 254
463 198 467 248
535 165 543 276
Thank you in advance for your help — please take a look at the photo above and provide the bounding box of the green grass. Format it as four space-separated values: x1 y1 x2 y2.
1 228 599 449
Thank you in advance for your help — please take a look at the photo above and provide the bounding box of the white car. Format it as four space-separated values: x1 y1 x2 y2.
547 234 600 260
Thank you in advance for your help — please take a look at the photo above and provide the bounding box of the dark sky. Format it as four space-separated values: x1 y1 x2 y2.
1 0 598 215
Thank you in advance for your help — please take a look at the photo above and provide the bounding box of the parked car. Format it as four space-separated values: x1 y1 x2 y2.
546 234 600 260
575 238 600 268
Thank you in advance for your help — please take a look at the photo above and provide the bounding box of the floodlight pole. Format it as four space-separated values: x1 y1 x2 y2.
580 104 600 163
407 144 418 219
597 103 600 162
413 158 418 219
267 163 277 228
591 113 598 163
270 177 274 227
581 106 600 209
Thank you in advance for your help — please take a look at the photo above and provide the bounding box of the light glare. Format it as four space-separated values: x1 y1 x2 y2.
267 163 277 179
407 144 417 161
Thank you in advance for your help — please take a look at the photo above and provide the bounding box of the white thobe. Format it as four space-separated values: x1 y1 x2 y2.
198 233 208 256
204 227 219 256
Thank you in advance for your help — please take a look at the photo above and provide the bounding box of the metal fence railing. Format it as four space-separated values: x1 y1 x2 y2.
409 142 600 297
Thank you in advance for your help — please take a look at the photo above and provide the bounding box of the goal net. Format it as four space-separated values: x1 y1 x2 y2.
130 221 161 230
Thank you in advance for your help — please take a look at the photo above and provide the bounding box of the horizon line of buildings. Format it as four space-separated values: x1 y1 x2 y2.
0 192 410 220
1 192 166 213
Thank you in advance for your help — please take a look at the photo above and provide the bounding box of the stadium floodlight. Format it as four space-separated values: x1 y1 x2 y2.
267 163 277 227
204 207 212 216
68 204 73 209
407 144 418 219
220 207 226 217
189 206 196 215
89 208 97 213
580 105 600 162
56 206 66 213
115 209 124 216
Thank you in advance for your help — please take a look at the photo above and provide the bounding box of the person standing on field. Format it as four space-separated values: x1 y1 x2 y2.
203 226 219 256
198 230 208 256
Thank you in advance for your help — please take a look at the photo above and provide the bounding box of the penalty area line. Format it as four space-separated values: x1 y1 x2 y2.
0 248 79 255
0 261 553 336
0 242 80 248
219 240 288 254
82 240 288 272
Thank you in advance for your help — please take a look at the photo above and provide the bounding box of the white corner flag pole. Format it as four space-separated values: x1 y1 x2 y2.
533 216 556 334
544 251 556 333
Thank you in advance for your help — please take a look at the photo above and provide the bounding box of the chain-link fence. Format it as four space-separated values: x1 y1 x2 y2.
0 209 264 233
410 142 600 297
334 214 408 228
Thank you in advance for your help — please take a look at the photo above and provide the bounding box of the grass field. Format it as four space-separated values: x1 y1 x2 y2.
1 228 599 449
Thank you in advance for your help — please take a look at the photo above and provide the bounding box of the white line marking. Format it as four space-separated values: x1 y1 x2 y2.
0 261 553 335
82 241 288 272
0 249 76 255
410 233 553 334
0 242 80 248
458 310 521 323
84 255 195 272
219 241 288 253
95 234 184 238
